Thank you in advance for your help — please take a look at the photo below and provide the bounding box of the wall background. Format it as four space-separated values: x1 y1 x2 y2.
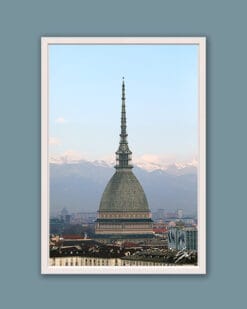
0 0 246 308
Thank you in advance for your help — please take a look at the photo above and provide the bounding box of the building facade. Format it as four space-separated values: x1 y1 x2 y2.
168 226 197 250
49 256 170 267
95 79 153 240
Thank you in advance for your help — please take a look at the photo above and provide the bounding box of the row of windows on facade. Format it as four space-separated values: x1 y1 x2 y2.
97 224 152 229
50 257 168 267
99 213 150 218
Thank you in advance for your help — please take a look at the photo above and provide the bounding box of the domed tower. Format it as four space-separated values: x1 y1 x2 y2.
95 79 153 240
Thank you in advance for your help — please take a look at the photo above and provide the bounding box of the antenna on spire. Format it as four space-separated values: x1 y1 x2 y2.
122 77 125 100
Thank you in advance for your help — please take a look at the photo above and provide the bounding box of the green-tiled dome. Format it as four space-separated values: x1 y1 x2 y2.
99 169 149 212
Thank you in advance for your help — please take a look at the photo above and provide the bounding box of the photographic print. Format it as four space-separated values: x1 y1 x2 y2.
41 37 206 274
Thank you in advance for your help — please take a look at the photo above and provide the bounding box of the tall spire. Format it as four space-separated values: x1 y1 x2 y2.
115 78 133 169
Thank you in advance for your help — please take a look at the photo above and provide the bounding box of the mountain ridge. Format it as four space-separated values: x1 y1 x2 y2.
50 155 197 175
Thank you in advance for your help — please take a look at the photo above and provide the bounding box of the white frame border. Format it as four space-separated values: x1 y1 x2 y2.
41 37 206 275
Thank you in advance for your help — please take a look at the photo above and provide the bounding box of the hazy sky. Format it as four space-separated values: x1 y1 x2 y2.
49 44 198 163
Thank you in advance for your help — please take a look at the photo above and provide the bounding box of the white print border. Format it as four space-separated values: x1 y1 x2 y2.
41 37 206 275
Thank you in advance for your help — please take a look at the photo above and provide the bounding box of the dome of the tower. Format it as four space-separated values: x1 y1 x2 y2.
99 169 149 212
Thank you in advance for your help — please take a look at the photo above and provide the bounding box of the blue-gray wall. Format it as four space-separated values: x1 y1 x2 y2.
1 0 246 308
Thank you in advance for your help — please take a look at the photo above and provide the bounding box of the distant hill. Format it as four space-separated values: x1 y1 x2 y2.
50 160 197 214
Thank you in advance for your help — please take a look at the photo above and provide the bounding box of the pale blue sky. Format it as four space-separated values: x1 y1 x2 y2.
49 44 198 162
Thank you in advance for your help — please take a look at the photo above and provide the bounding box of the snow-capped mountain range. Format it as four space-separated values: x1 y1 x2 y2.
50 153 197 176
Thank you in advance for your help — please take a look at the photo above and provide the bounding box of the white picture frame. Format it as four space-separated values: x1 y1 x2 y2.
41 37 206 275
